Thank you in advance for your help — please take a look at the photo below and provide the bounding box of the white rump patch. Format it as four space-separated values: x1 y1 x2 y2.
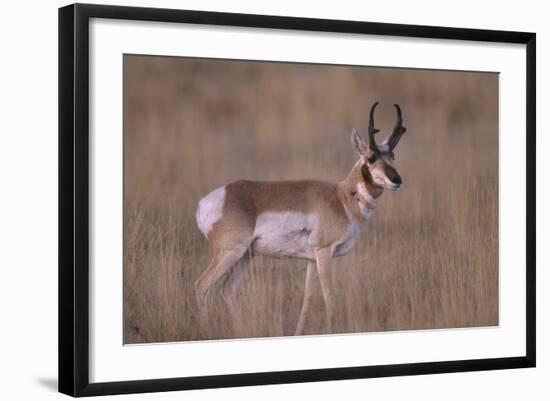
252 211 318 259
196 186 226 238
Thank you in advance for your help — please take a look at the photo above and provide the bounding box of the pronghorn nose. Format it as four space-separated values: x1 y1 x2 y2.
384 164 401 185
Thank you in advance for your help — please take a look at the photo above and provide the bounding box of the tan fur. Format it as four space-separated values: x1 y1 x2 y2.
195 126 403 335
340 159 383 219
208 180 349 250
207 160 383 245
195 160 386 332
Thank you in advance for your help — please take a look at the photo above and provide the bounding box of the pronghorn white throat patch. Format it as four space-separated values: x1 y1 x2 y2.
356 182 377 219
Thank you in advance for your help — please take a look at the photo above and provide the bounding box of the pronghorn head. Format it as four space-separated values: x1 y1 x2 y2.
351 102 407 191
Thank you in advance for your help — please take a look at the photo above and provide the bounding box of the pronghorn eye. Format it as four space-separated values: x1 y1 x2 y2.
351 191 357 196
367 154 377 164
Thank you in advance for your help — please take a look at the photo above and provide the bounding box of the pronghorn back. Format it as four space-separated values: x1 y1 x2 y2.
196 180 354 258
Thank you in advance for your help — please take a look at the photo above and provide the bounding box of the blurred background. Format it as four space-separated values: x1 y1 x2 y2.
123 55 498 343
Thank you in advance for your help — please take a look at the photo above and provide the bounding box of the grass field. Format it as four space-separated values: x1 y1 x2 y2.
123 55 499 343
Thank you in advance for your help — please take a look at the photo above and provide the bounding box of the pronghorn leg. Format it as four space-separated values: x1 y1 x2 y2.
195 246 248 326
221 251 252 312
315 247 334 333
294 261 317 336
195 249 221 318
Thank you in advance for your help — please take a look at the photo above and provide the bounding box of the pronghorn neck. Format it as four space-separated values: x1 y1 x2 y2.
338 159 383 222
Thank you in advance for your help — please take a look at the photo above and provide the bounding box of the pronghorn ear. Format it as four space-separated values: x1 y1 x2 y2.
351 129 367 155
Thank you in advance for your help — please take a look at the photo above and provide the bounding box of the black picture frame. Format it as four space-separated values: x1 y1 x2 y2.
58 3 536 397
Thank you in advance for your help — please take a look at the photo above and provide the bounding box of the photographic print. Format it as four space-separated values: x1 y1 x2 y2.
123 55 498 344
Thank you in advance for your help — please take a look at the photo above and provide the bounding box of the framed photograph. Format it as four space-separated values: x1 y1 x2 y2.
58 3 536 397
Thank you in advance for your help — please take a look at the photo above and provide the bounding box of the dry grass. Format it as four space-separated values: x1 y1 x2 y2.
123 55 499 343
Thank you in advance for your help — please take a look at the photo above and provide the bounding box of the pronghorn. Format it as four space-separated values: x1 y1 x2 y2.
195 102 407 335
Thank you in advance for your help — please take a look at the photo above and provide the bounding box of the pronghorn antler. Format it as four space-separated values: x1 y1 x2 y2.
387 104 407 151
368 102 381 154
